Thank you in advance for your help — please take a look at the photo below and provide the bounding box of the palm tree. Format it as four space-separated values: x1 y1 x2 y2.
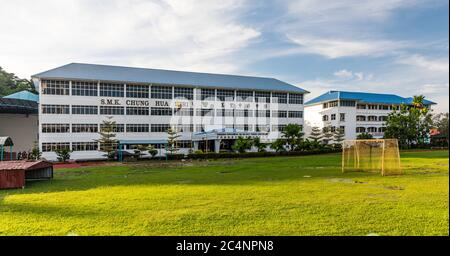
281 123 304 151
412 95 425 109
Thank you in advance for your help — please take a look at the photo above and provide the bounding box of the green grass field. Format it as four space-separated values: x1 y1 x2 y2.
0 150 448 236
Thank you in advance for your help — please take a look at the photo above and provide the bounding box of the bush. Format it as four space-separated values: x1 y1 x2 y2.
166 154 185 160
55 148 72 162
187 148 339 160
194 150 204 154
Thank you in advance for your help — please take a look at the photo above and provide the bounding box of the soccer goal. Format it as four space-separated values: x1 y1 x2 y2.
342 139 402 176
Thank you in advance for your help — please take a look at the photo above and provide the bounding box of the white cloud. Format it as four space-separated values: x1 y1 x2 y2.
0 0 260 77
333 69 373 81
286 35 410 59
396 54 449 73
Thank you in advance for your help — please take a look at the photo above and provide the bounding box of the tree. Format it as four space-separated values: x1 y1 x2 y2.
232 136 253 153
252 137 267 152
281 123 304 151
55 148 72 162
357 133 373 140
321 126 334 145
166 127 181 155
333 128 345 148
0 66 36 96
308 126 323 142
147 145 158 158
384 96 434 148
432 113 449 146
270 138 286 152
29 141 42 160
96 117 118 160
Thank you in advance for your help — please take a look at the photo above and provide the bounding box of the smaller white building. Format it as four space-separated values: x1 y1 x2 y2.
304 91 436 141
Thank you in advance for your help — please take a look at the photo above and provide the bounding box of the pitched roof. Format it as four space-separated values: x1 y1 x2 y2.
3 90 39 103
32 63 308 93
0 97 38 114
305 91 436 106
0 160 53 171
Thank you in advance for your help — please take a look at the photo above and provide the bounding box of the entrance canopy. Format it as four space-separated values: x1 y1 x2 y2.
192 128 268 141
0 136 14 147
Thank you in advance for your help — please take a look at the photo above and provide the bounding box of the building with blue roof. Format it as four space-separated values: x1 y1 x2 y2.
304 90 436 141
32 63 307 160
0 91 39 154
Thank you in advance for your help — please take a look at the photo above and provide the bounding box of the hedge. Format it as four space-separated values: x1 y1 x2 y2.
187 148 340 160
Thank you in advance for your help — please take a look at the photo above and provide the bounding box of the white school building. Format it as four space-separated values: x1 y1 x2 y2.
31 63 308 161
303 91 436 141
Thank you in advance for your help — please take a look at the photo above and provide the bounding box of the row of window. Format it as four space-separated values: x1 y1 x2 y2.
356 115 388 122
41 123 303 134
41 141 194 152
41 80 304 103
356 127 387 133
322 100 400 110
42 105 303 118
357 104 399 110
323 113 346 122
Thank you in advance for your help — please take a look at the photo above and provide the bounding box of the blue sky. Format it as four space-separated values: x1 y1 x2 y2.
0 0 448 112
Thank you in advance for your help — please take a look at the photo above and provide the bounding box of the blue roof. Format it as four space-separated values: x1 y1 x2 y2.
32 63 307 93
3 90 39 103
305 91 436 106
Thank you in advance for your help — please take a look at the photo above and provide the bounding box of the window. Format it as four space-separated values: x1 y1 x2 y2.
367 104 378 110
100 106 124 115
356 127 366 133
72 142 99 151
151 124 170 133
199 88 215 101
195 124 205 132
72 105 98 115
368 116 378 121
272 92 287 104
235 109 254 117
100 83 124 97
340 113 345 121
151 107 172 116
151 86 172 99
41 124 70 133
100 123 124 133
331 114 336 120
174 108 194 116
328 101 338 108
176 140 192 148
42 142 70 152
255 91 270 103
289 93 303 104
379 105 389 110
173 124 194 133
272 124 287 132
340 100 355 107
42 104 70 114
126 124 149 133
339 126 345 134
216 89 234 101
127 107 149 116
255 125 270 132
216 109 234 117
257 110 270 118
71 81 97 96
234 124 251 131
323 103 329 109
197 108 214 117
272 110 287 118
72 124 98 133
236 91 253 102
289 111 303 118
356 104 366 109
41 80 69 95
367 127 377 132
379 116 388 121
378 127 386 132
174 87 193 100
322 115 329 121
390 105 400 110
126 84 149 98
356 115 366 121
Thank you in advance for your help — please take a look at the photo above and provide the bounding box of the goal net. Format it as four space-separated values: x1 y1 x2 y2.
342 139 402 176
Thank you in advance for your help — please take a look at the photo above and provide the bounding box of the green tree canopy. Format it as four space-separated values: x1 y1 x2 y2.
0 66 36 96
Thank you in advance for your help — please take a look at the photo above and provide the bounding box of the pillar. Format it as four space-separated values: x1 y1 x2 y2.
193 141 199 151
214 139 221 153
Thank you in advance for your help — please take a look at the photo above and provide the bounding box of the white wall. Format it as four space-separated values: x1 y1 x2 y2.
0 113 38 152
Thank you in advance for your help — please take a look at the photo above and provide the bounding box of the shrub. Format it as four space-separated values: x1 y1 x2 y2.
55 148 72 162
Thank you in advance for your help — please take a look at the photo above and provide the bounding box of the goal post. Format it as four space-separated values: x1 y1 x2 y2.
342 139 402 176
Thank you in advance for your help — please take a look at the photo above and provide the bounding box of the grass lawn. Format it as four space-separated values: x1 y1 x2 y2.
0 150 448 236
